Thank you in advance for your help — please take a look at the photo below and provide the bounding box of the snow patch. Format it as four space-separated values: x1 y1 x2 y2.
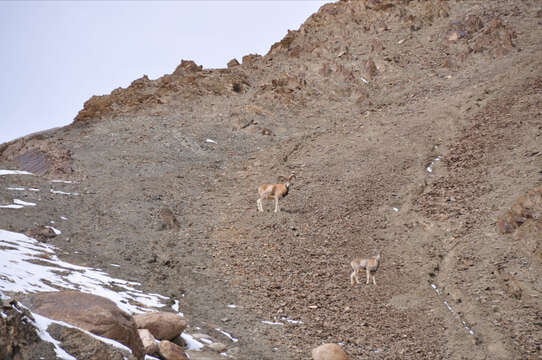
181 333 205 351
14 199 37 206
45 226 61 235
426 156 442 173
215 328 239 342
0 229 169 314
0 170 33 176
50 189 80 196
30 311 77 360
0 204 24 209
280 317 303 324
171 299 183 316
261 320 283 326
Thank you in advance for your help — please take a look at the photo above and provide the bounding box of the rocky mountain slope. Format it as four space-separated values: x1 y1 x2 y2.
1 0 541 359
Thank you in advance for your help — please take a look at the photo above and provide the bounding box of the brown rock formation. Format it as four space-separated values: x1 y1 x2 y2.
22 291 145 359
133 311 187 340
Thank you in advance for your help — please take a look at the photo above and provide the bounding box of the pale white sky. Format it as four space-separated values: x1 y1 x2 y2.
0 1 328 144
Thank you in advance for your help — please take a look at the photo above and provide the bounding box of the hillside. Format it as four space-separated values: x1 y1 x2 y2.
1 0 541 359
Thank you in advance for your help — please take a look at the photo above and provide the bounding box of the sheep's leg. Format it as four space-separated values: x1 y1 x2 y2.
274 196 280 213
372 272 377 285
257 198 263 212
366 268 370 285
351 270 360 285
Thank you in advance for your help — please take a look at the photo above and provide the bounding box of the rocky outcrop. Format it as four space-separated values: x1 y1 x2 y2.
0 297 56 360
312 343 349 360
21 290 145 359
496 186 542 234
133 311 187 340
173 60 203 74
0 137 73 176
26 225 57 242
47 323 136 360
227 58 240 68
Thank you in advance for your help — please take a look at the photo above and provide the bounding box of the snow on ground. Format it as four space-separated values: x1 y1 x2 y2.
261 320 283 326
0 170 34 176
6 187 40 192
0 228 180 358
0 203 24 209
13 199 36 206
430 282 475 336
45 226 61 235
281 317 303 324
181 333 205 350
426 156 442 173
0 229 168 314
215 328 239 343
0 170 228 356
50 189 80 196
31 311 77 360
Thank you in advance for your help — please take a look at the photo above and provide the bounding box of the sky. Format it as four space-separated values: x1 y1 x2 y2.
0 1 329 144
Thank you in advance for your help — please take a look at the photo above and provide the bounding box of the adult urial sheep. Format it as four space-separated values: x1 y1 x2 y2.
257 174 296 213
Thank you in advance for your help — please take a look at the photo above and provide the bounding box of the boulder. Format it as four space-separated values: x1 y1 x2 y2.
312 343 349 360
496 186 542 234
227 58 240 68
159 340 189 360
26 225 57 242
173 60 202 74
241 54 262 65
47 323 136 360
21 290 145 360
133 311 187 340
138 328 158 355
1 298 57 360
